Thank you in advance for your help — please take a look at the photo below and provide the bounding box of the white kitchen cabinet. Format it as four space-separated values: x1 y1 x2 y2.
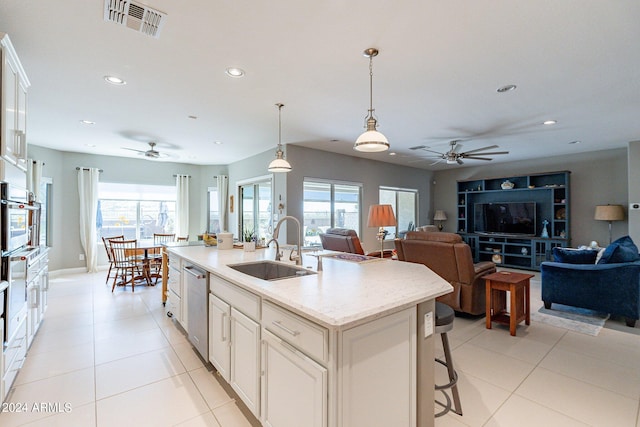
261 330 327 427
1 33 29 170
209 293 230 380
339 307 417 427
209 275 261 417
3 317 26 401
166 255 184 327
230 307 260 416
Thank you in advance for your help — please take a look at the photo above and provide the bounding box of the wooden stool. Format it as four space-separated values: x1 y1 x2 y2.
434 302 462 417
485 271 534 336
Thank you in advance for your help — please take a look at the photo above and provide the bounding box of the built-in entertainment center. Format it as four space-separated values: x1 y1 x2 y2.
457 171 570 271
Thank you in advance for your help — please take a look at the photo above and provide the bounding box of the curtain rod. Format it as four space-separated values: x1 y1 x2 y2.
173 174 191 177
32 160 45 166
76 167 103 172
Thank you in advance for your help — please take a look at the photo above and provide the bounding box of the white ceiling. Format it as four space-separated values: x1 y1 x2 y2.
1 1 639 170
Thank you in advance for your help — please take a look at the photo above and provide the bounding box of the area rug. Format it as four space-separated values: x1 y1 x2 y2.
530 304 610 336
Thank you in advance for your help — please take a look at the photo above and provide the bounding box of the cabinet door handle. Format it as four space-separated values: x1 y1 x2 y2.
221 312 227 342
271 320 300 337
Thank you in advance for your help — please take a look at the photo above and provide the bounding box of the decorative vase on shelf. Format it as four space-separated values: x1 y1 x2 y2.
540 219 549 238
491 250 502 264
501 180 515 190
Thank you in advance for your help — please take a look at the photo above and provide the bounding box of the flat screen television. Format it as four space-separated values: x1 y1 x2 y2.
474 202 536 236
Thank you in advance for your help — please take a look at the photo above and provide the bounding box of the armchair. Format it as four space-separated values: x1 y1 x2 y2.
318 228 394 258
541 241 640 327
395 231 496 315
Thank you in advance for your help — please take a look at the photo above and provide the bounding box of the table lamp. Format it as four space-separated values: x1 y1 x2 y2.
594 204 625 244
367 204 396 258
434 210 447 231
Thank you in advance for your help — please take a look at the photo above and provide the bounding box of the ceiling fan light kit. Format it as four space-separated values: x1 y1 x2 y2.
354 48 389 153
413 140 509 166
122 141 168 159
268 103 292 173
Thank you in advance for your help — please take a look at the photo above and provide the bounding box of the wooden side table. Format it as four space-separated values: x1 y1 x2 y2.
484 271 534 336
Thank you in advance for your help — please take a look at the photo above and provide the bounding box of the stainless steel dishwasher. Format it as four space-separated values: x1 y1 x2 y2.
184 265 208 361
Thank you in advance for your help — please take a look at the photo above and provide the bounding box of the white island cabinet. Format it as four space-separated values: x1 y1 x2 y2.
168 246 452 427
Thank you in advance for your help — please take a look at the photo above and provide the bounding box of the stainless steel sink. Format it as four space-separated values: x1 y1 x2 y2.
228 261 317 281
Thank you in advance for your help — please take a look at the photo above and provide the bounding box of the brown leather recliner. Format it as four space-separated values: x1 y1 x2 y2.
319 228 393 258
395 231 496 315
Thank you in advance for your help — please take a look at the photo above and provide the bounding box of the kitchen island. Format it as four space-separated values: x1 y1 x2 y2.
166 245 452 427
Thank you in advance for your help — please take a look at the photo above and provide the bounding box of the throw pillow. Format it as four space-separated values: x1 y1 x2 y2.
553 247 598 264
595 247 606 264
597 235 640 264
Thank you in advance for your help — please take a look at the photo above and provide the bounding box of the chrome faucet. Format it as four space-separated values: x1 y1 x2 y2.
266 237 282 261
271 215 303 265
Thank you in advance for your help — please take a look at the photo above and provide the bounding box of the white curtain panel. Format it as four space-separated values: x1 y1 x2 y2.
77 167 100 272
175 174 190 238
217 175 229 231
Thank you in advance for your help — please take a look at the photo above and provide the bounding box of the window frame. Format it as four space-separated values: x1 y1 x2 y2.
303 178 362 246
379 186 418 239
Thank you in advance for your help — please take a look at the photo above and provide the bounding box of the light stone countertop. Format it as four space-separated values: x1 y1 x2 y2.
167 245 453 330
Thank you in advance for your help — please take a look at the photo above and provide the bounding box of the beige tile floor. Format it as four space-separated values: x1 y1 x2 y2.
1 269 639 426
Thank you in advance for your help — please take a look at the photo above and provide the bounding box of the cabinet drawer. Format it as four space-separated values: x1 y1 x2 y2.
168 255 181 272
166 292 181 322
167 267 181 296
262 301 328 364
211 275 259 321
4 318 26 374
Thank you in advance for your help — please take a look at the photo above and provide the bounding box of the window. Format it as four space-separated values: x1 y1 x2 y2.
207 179 220 233
303 179 361 246
98 182 176 240
379 187 418 239
238 178 272 241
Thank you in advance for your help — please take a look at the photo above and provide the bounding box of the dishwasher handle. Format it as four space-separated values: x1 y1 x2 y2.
183 265 206 279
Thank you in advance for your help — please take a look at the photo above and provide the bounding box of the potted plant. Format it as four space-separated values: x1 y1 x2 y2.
243 227 256 252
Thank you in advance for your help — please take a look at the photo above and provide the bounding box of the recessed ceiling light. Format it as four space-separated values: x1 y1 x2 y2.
85 143 96 147
80 120 95 125
213 141 222 145
543 120 557 125
568 140 581 144
497 84 517 93
188 115 198 120
225 67 245 78
389 152 396 156
104 75 126 85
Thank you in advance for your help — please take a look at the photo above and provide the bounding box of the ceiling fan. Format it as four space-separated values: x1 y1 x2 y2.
122 142 168 159
409 140 509 165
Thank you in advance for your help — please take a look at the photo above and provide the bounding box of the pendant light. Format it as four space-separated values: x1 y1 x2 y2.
354 48 389 152
268 103 292 173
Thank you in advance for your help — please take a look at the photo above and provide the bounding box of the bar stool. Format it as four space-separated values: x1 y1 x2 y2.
434 302 462 417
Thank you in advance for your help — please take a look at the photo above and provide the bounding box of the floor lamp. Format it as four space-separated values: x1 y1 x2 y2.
594 204 625 245
367 204 396 258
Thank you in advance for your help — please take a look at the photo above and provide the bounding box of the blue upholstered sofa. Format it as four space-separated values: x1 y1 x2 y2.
540 236 640 327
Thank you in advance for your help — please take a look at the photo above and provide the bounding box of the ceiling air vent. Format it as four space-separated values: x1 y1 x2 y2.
104 0 166 39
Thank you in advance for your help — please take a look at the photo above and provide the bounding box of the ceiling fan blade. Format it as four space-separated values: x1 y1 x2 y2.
429 158 445 166
462 156 493 161
463 151 509 156
419 148 445 155
456 158 464 165
461 145 498 155
122 147 147 154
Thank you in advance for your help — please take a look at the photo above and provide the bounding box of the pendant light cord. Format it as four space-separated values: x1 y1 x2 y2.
369 55 374 114
276 103 284 149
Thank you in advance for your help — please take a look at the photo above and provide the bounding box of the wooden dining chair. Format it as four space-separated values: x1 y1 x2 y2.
177 235 189 242
109 239 149 292
150 233 175 283
102 235 124 285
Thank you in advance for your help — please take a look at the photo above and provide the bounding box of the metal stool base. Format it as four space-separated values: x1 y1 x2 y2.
434 330 462 417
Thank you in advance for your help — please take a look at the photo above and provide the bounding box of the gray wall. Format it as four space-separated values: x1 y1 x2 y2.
285 145 434 252
432 148 629 248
